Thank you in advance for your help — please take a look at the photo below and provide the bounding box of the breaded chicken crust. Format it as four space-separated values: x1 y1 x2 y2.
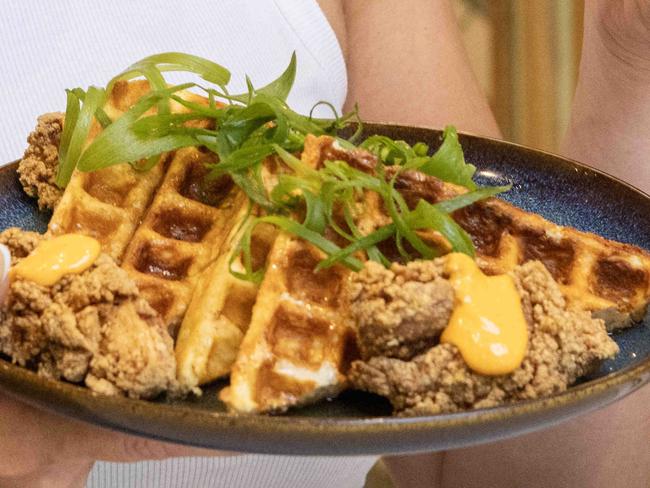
348 260 454 360
0 228 177 399
348 260 619 415
17 113 64 210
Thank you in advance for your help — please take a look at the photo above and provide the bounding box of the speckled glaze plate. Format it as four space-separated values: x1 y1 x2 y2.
0 123 649 455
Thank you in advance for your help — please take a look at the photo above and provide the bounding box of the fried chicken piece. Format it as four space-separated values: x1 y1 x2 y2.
0 227 42 258
17 113 64 210
0 228 177 399
348 260 619 415
348 260 454 360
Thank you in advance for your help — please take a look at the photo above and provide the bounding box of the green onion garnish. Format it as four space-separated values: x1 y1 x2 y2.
59 51 510 279
56 86 106 187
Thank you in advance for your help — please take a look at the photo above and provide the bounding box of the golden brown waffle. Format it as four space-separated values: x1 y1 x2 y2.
48 82 165 260
48 161 168 260
221 232 356 413
174 152 299 393
174 218 277 392
173 148 286 391
220 136 374 413
120 147 248 335
48 80 210 261
175 142 334 393
392 170 650 329
46 80 237 334
460 199 650 329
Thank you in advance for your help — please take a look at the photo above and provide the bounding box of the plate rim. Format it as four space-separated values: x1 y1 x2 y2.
1 123 649 455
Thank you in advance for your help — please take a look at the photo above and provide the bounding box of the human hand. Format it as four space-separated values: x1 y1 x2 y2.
0 392 232 488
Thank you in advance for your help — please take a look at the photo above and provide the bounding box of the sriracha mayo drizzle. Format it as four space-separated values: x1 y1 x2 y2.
441 253 528 376
13 234 101 286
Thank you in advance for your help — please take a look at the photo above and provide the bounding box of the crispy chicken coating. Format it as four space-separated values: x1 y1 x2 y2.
0 228 177 399
348 260 454 360
0 227 42 259
348 260 619 415
17 113 64 210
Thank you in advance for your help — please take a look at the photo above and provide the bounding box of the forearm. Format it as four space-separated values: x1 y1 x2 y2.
342 0 500 138
561 1 650 192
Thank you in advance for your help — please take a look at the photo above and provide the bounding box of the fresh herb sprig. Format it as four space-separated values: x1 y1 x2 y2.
56 52 509 280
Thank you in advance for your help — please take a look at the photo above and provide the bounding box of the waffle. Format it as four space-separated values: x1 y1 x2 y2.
48 80 211 261
172 147 289 392
174 146 320 393
47 80 238 334
220 136 375 413
392 170 650 329
221 232 356 413
174 216 278 391
48 160 166 260
120 147 248 336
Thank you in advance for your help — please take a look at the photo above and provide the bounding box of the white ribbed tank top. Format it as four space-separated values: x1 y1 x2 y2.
1 2 378 487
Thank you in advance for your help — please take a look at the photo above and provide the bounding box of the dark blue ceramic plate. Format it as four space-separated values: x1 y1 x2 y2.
0 123 649 455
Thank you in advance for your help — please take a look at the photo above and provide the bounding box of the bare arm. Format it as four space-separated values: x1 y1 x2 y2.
341 0 500 138
561 0 650 192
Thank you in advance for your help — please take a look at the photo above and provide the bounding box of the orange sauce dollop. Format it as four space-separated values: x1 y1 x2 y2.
441 253 528 376
13 234 101 286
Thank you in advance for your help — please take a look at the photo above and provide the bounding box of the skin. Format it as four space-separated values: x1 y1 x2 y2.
2 1 648 487
339 0 501 137
0 391 225 487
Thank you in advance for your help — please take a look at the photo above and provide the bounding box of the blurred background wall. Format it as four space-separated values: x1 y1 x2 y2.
452 0 585 152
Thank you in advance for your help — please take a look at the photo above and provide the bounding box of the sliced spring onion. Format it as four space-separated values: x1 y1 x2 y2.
273 144 320 179
417 126 477 189
108 52 231 91
316 224 395 271
407 200 475 257
256 215 363 271
230 171 276 212
230 52 296 103
56 86 106 187
59 51 511 282
434 185 511 213
77 84 197 172
209 144 276 177
56 90 81 187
